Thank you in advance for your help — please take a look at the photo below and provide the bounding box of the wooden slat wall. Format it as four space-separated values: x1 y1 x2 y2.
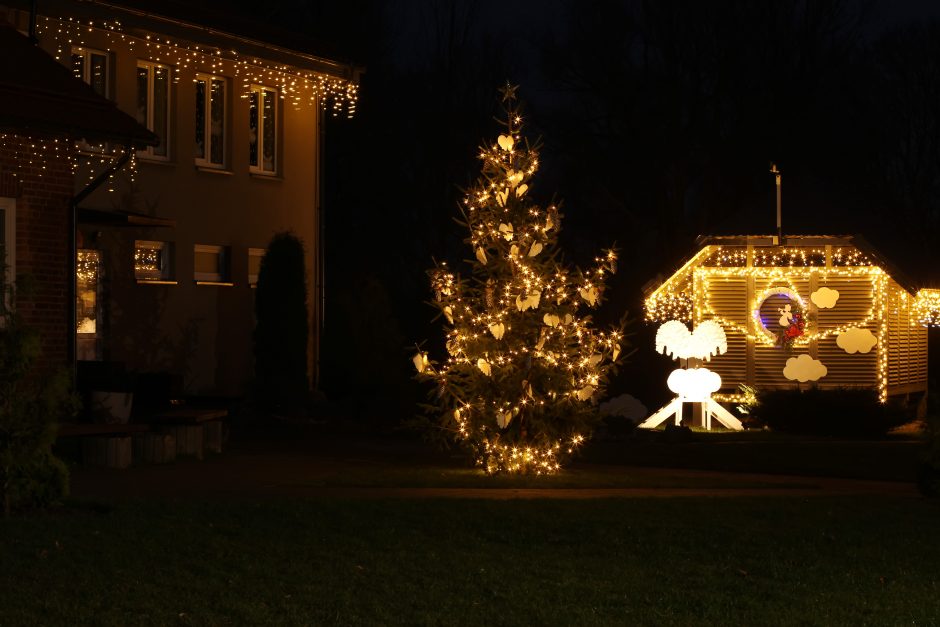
699 275 747 392
702 272 879 391
813 276 877 390
886 280 928 393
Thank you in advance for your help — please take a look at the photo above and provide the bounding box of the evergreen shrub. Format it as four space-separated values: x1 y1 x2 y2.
749 387 909 438
253 232 310 412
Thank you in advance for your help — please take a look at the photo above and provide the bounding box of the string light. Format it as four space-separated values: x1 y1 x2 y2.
415 86 624 474
37 15 358 117
645 242 927 403
914 289 940 327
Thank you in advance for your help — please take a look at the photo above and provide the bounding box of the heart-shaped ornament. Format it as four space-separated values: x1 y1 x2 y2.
528 242 543 257
508 171 524 188
543 313 561 327
587 354 603 367
527 291 541 309
497 134 514 151
564 314 574 325
444 306 454 324
496 190 508 207
476 358 491 376
412 352 428 373
496 411 513 429
498 223 514 240
489 322 505 339
475 247 488 265
580 286 598 306
516 184 528 198
575 385 595 401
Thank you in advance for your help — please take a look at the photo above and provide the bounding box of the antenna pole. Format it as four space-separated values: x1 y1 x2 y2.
770 163 782 243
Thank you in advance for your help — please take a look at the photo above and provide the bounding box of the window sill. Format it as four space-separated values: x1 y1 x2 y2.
249 171 282 181
137 156 175 166
137 279 177 285
195 281 235 287
195 165 232 175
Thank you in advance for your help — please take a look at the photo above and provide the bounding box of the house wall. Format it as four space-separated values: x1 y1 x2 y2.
0 135 74 374
32 24 321 396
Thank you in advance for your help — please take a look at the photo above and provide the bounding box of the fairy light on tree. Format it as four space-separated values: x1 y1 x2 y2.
413 84 627 475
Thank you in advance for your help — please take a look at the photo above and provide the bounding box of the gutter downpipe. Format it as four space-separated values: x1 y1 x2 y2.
69 147 132 386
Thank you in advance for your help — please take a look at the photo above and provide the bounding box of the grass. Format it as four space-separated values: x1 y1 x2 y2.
2 497 939 625
586 429 923 481
278 464 816 490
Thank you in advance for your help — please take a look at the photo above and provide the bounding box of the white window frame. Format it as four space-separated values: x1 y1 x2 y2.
0 198 15 291
194 73 228 169
71 46 111 98
248 247 264 287
137 60 172 161
194 244 230 284
135 240 173 283
248 85 278 175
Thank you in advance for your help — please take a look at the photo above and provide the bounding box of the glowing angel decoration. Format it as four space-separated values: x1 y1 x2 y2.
655 319 727 361
641 320 742 431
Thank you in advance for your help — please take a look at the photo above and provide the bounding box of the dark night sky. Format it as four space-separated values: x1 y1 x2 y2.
221 0 940 409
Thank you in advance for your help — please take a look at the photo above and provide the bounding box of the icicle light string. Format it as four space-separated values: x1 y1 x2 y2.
38 15 358 117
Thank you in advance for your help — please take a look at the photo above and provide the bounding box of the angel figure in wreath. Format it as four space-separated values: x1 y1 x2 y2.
776 303 806 349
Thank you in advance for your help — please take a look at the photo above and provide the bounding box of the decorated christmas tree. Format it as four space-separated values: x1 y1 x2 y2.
414 84 626 474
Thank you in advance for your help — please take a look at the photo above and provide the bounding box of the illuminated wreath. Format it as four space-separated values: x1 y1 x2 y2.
753 286 812 349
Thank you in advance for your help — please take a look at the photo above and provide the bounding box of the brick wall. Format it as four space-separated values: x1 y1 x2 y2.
0 134 74 374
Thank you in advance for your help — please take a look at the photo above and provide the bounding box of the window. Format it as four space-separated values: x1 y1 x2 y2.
135 240 174 282
194 244 230 284
76 249 100 360
0 198 15 290
248 248 264 287
136 61 171 159
248 85 278 174
71 46 110 98
194 74 227 168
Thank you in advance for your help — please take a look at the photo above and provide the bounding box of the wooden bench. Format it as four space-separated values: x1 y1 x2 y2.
57 423 150 469
151 408 228 459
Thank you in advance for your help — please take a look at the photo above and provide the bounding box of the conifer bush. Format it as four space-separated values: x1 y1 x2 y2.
254 232 310 412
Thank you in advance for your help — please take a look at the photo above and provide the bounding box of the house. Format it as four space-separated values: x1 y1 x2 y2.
643 234 936 408
0 22 156 374
1 0 361 396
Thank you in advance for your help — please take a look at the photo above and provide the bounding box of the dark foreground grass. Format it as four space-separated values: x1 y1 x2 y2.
2 497 940 626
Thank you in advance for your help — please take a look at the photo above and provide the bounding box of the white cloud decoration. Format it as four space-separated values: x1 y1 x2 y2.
667 368 722 401
656 320 728 361
783 354 828 382
836 327 877 354
599 393 648 423
811 287 840 309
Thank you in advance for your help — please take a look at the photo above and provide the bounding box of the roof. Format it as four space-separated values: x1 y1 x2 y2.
15 0 362 81
646 233 923 302
0 23 157 146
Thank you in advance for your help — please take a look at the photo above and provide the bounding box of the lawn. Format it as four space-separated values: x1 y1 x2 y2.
2 497 939 625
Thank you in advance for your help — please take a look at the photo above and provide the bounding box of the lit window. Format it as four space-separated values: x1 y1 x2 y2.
76 249 100 360
248 85 278 174
248 247 264 287
195 74 227 168
137 61 171 159
71 46 110 98
135 240 172 282
194 244 230 284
